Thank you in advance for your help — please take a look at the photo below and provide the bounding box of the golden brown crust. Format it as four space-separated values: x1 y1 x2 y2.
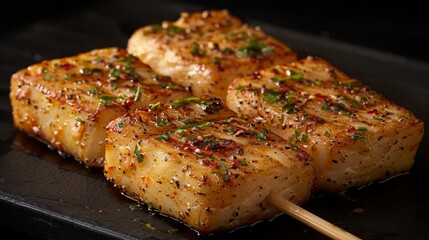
104 96 314 233
10 47 191 167
226 56 424 192
127 10 297 99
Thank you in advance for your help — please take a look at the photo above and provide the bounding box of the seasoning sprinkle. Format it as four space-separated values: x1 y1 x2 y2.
134 144 143 163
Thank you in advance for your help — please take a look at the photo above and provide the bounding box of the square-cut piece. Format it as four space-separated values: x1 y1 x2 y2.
10 48 191 167
127 9 297 100
104 96 313 233
226 56 424 192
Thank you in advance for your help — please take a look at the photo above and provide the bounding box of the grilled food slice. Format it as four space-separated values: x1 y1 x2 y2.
127 9 297 100
226 56 424 192
104 96 314 233
10 48 191 167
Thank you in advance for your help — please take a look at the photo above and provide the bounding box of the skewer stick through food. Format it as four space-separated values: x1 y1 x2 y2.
8 7 423 239
104 96 315 234
226 56 424 192
268 193 361 240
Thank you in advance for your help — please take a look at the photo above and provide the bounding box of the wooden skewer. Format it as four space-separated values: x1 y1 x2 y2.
267 194 362 240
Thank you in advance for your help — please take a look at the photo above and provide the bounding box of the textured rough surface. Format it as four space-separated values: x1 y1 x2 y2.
226 56 424 192
9 48 191 167
127 9 297 100
104 96 313 233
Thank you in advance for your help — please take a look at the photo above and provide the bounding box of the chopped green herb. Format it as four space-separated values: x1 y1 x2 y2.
403 113 411 119
315 79 324 85
194 121 212 129
357 126 368 131
223 117 235 123
238 160 247 166
174 128 187 134
166 25 184 33
99 100 113 107
134 85 142 101
89 87 98 94
144 24 162 35
109 69 120 78
290 73 303 80
149 102 161 110
154 134 169 141
300 134 308 142
155 118 169 127
152 73 171 81
372 116 383 121
321 102 329 110
235 85 245 91
223 126 234 133
123 65 134 74
134 144 143 163
301 115 310 124
271 77 283 83
286 70 304 80
118 120 125 129
146 200 153 209
159 82 179 89
191 42 205 56
352 133 364 140
98 95 117 100
212 57 221 64
351 100 360 108
284 106 298 114
263 88 282 103
236 38 272 58
339 110 352 115
324 131 331 137
129 203 144 211
257 132 267 141
217 162 227 171
223 47 234 54
78 68 89 75
75 117 85 123
170 96 200 108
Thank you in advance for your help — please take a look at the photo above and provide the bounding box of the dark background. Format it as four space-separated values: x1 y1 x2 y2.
1 1 428 239
2 0 428 63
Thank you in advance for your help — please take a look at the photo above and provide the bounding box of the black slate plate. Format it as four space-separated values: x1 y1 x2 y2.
1 1 428 239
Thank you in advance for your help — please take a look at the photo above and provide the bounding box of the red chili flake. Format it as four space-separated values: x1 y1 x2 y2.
315 93 329 99
231 160 241 168
346 126 356 133
61 63 75 70
125 100 134 108
367 109 380 115
179 141 197 152
208 160 218 169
